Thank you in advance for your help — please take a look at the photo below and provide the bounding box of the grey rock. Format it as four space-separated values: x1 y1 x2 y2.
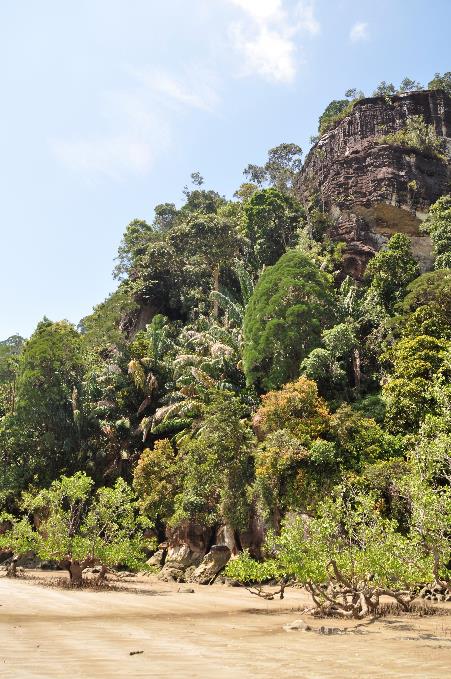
283 619 312 632
190 545 231 585
158 566 186 583
318 626 346 635
146 549 167 568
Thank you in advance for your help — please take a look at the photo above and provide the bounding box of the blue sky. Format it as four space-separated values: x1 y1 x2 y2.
1 0 449 339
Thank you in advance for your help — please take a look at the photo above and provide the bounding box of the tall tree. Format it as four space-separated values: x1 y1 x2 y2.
244 188 305 269
243 250 335 391
14 319 84 483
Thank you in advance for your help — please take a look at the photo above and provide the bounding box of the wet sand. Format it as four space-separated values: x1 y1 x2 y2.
0 573 450 678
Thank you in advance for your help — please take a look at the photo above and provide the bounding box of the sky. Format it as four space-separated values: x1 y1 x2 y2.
1 0 450 339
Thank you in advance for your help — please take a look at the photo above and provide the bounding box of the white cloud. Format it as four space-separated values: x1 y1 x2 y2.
133 67 219 112
295 2 320 36
231 24 296 83
227 1 320 83
349 21 369 42
51 136 156 181
228 0 283 23
50 69 219 180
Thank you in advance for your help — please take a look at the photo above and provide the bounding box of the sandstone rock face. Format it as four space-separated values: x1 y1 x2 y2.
146 547 167 568
297 90 451 278
158 522 213 581
190 545 231 584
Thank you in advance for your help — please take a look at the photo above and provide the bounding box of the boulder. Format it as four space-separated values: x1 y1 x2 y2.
0 549 13 565
318 626 345 635
157 566 186 582
16 551 41 568
190 545 231 584
283 619 312 632
146 548 167 568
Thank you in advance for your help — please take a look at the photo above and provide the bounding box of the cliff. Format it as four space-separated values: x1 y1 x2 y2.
296 89 451 278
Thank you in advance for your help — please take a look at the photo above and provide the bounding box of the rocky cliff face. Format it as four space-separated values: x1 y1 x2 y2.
297 90 451 278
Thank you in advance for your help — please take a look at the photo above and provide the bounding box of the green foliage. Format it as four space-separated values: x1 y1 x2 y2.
421 195 451 269
301 322 358 398
1 85 450 574
402 269 451 315
5 320 84 487
114 218 157 280
225 548 281 583
243 143 303 194
254 377 330 443
329 404 405 469
379 115 447 160
79 286 135 352
133 439 179 523
372 81 396 97
398 77 422 93
383 335 450 433
0 472 151 573
227 488 438 617
243 188 305 269
364 234 419 313
171 392 254 529
243 251 335 391
318 99 353 135
428 71 451 96
0 335 23 418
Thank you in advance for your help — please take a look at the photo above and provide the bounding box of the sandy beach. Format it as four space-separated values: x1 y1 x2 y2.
0 573 450 678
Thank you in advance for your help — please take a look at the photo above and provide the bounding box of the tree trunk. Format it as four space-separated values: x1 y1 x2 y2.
6 558 17 578
68 561 84 586
96 564 108 582
60 556 94 587
352 348 361 392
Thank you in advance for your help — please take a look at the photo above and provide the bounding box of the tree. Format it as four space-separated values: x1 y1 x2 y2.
0 472 150 585
398 77 422 93
0 335 23 416
379 115 446 159
169 214 241 316
421 195 451 269
254 429 311 524
364 234 419 313
133 439 179 526
406 448 451 587
243 250 335 391
253 377 330 443
172 392 255 530
428 72 451 96
243 188 305 269
318 99 350 135
153 202 178 232
113 218 156 280
401 269 451 317
226 488 436 618
383 335 449 433
373 81 396 97
301 322 358 398
243 143 303 194
13 320 84 485
328 404 404 469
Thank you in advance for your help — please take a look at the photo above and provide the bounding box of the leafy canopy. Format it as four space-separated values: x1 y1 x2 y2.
243 250 335 391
